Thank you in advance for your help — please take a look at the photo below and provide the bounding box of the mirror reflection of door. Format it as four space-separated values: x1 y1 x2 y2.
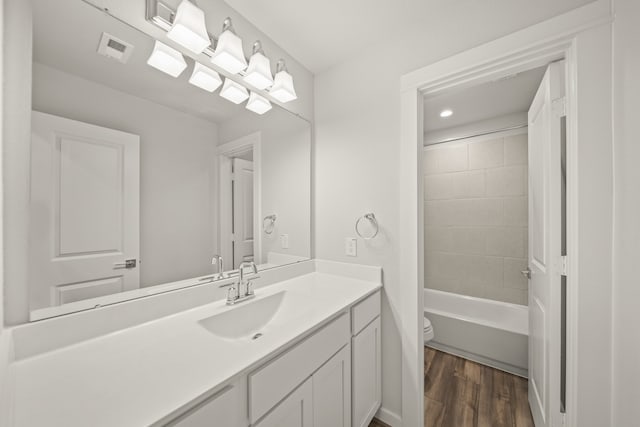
29 112 140 311
232 157 254 268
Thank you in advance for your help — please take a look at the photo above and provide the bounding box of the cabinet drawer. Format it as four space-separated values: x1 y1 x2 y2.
249 313 350 423
351 291 381 335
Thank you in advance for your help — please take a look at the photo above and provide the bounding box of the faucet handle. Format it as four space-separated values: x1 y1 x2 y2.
245 276 260 296
226 286 236 303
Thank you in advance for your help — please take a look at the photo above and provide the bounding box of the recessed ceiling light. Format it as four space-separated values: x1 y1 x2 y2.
440 109 453 118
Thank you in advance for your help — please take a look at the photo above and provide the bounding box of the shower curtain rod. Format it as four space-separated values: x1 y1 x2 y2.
423 123 528 147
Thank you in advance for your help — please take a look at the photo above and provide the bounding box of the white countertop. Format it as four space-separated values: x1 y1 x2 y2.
7 271 381 427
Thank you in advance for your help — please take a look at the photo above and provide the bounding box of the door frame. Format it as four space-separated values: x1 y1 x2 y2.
398 2 613 427
217 132 262 268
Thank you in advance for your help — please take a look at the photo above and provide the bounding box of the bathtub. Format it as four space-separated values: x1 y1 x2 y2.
424 288 529 377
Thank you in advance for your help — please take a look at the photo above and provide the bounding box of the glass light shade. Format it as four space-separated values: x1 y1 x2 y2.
147 41 187 77
246 92 272 115
269 70 297 103
244 52 273 90
189 63 222 92
167 0 211 54
211 30 247 74
219 78 249 104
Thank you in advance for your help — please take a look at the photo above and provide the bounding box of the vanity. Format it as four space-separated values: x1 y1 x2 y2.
3 261 382 427
0 1 383 426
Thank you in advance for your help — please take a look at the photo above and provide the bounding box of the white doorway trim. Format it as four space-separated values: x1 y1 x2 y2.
399 2 613 427
217 132 262 269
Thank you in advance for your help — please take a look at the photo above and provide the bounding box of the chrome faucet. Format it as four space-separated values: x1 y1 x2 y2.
226 261 259 305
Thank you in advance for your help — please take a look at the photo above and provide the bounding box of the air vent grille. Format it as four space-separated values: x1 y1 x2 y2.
97 32 134 64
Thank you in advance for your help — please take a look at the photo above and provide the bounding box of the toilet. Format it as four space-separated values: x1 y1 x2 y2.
424 316 434 343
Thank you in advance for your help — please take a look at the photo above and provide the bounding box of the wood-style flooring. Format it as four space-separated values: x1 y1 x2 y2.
369 348 535 427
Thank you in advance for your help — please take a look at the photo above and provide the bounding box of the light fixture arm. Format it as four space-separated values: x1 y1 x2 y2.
276 59 288 73
252 40 265 56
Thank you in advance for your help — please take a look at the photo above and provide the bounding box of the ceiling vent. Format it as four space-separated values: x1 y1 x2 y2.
97 32 134 64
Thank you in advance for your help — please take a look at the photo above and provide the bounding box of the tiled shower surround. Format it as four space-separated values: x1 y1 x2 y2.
423 131 528 305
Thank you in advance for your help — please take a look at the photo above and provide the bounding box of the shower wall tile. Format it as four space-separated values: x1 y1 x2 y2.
486 227 526 257
504 197 528 226
504 257 529 290
469 138 504 169
486 165 527 196
423 130 529 306
504 133 528 165
424 174 453 200
451 170 485 198
451 227 487 254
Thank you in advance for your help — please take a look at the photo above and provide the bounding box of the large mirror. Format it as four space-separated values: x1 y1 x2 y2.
26 0 311 320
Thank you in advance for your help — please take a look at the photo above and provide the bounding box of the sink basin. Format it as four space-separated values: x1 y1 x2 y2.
198 291 309 340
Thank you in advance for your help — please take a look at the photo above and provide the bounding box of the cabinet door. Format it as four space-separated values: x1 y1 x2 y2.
312 344 351 427
253 379 313 427
352 317 381 427
166 380 248 427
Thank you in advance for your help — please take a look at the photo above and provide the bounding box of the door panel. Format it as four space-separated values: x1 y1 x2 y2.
253 379 313 427
232 158 254 267
313 345 351 427
527 61 564 427
30 111 140 311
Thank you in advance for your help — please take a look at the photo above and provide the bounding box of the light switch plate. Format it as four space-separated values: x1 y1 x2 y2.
280 234 289 249
345 237 357 257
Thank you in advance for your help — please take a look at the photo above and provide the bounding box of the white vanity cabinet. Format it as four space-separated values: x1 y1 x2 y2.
165 380 248 427
164 290 381 427
351 292 382 427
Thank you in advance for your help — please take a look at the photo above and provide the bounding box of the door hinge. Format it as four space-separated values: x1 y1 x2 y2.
553 96 567 118
230 233 235 242
560 255 568 276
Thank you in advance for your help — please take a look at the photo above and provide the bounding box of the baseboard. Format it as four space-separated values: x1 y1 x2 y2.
426 342 528 378
375 406 402 426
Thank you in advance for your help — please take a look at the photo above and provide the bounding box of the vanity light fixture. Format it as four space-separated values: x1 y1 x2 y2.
210 18 247 74
440 109 453 118
189 62 222 92
269 59 297 103
244 41 273 90
246 92 272 115
146 40 187 77
219 78 249 104
166 0 211 54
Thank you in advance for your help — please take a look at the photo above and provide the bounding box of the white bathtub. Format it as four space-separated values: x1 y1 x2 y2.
424 288 529 377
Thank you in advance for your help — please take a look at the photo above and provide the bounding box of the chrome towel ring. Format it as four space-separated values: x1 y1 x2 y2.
355 213 379 240
263 214 277 234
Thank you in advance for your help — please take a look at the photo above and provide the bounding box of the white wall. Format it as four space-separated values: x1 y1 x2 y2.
314 0 599 422
32 63 219 296
612 0 640 425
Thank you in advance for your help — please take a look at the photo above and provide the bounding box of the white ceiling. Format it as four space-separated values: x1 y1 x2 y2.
423 66 547 133
33 0 244 124
223 0 594 73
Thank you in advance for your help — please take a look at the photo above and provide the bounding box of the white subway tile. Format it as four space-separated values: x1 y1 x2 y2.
424 227 452 253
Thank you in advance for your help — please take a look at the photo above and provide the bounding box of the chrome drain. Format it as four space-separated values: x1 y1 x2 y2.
252 333 263 340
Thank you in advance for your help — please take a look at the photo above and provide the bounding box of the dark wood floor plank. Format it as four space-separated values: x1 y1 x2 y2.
370 348 535 427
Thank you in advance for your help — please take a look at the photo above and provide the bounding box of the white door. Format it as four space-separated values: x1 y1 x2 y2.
29 111 140 310
527 61 564 427
352 317 382 427
232 158 254 267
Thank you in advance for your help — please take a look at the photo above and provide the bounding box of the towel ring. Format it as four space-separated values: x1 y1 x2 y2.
263 214 277 235
355 213 379 240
